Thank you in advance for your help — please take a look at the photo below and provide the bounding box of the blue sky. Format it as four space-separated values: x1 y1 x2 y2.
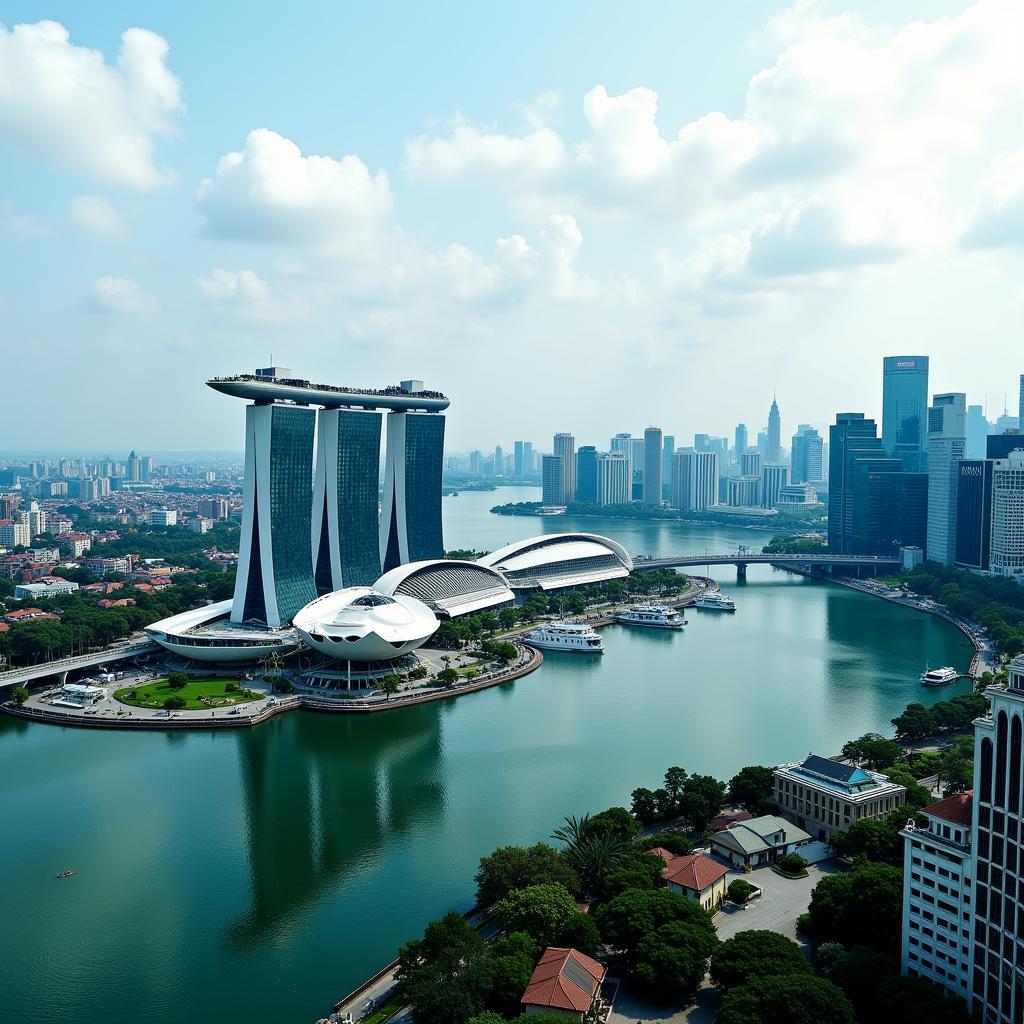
1 0 1021 453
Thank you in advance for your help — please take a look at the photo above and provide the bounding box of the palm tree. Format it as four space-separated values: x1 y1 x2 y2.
552 814 631 896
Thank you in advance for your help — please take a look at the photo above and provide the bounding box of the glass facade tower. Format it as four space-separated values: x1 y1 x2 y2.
828 412 884 553
576 446 598 504
882 355 930 472
643 426 663 505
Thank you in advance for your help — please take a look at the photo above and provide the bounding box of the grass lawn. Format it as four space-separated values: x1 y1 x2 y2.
361 995 402 1024
114 678 261 711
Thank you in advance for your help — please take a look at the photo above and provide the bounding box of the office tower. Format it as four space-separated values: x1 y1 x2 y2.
662 435 675 483
955 460 994 571
312 408 383 593
380 411 446 572
761 464 789 509
596 453 629 506
727 476 761 507
493 445 503 477
741 450 761 477
513 441 525 478
671 449 719 511
851 463 928 555
140 455 154 480
828 413 884 553
127 450 141 482
643 426 663 504
987 432 1024 460
882 355 929 472
927 393 967 566
198 498 229 520
766 396 781 463
553 433 576 503
576 446 599 504
233 403 318 626
756 430 768 459
989 451 1024 579
523 442 534 476
967 405 990 460
694 433 711 453
1019 374 1024 432
791 426 823 484
710 437 729 462
995 408 1019 433
628 437 645 491
734 424 748 461
542 455 565 506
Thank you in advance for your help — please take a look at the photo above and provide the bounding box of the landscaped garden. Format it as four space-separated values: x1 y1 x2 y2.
113 673 261 711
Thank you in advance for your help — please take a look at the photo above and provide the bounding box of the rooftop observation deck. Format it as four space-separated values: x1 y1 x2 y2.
206 375 450 411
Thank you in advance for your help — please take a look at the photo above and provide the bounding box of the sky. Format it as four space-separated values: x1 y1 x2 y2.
1 0 1022 454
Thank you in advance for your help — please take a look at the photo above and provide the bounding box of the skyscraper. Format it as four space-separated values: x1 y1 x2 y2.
851 463 928 555
926 392 966 565
761 464 789 509
662 434 675 483
127 450 141 482
380 411 445 572
734 424 748 461
1019 373 1023 432
741 450 761 477
954 459 994 571
311 408 383 593
989 451 1024 579
596 453 630 506
882 355 929 472
643 426 663 504
966 404 990 460
523 442 534 476
766 397 781 463
828 413 884 553
553 433 576 503
791 426 823 484
513 441 525 478
542 454 565 507
576 446 598 504
493 445 503 477
671 450 718 511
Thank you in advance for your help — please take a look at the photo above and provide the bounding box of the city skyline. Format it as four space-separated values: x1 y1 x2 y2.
1 0 1022 449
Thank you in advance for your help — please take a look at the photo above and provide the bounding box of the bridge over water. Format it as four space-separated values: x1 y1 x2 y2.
0 638 160 691
632 551 902 580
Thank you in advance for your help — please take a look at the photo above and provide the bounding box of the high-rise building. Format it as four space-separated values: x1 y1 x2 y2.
694 433 711 453
0 496 13 520
553 433 576 503
828 413 885 554
469 450 483 476
628 438 645 493
741 450 761 477
198 497 229 520
312 408 383 593
596 453 630 506
643 426 663 505
882 356 929 473
662 435 675 483
761 464 789 509
0 520 30 548
987 432 1024 460
523 442 534 476
734 424 748 461
766 397 781 463
542 454 565 507
1019 373 1024 433
127 449 141 482
851 463 928 555
149 509 178 527
513 441 525 479
989 451 1024 580
380 411 446 572
954 459 994 571
967 404 990 460
927 392 966 566
791 426 824 484
140 455 154 480
727 476 761 508
493 445 503 477
576 446 599 504
671 449 719 511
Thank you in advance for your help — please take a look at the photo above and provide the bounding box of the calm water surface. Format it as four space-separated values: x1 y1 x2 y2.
0 488 974 1023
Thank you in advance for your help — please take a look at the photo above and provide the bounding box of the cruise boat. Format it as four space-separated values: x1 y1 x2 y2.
524 621 604 652
921 665 959 686
613 604 684 629
694 591 736 612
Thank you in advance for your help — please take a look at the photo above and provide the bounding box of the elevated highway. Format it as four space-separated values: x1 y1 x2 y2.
0 638 160 691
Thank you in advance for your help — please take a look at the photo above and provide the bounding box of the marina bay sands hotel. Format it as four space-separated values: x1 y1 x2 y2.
208 367 449 629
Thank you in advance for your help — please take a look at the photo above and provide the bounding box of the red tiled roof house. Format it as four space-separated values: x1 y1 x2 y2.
649 848 729 912
521 947 606 1021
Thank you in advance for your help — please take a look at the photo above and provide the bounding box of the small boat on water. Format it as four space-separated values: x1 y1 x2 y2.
921 665 959 686
694 592 736 612
525 621 604 653
55 870 75 879
613 604 685 630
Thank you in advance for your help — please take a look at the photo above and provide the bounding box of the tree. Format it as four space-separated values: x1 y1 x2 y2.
717 974 854 1024
11 685 29 706
599 851 666 899
892 703 936 741
474 844 581 908
775 852 807 875
937 748 973 795
586 806 638 840
874 974 972 1024
643 832 694 856
727 879 755 904
163 695 186 710
825 945 896 1019
437 667 459 686
829 817 904 865
727 765 776 811
397 912 493 1024
631 919 719 1004
595 887 713 959
883 767 932 809
711 930 811 990
494 883 580 950
678 774 727 833
841 733 903 770
663 765 688 807
165 672 189 690
378 675 402 701
630 787 658 825
804 862 903 953
552 815 631 896
487 932 537 1015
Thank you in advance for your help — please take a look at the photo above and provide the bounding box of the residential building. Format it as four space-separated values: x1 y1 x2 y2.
774 754 907 842
552 433 576 504
643 426 663 505
520 947 606 1021
1020 374 1023 434
493 445 503 477
927 393 967 565
899 791 973 1004
709 814 812 868
0 520 30 549
542 455 565 507
766 396 782 463
761 464 789 509
727 475 761 508
955 460 995 571
575 446 598 504
596 453 629 506
65 533 92 557
650 847 728 911
791 425 824 484
828 412 884 553
190 517 212 534
989 451 1024 579
198 497 229 520
882 355 930 472
149 509 178 527
84 556 133 577
671 449 719 511
13 580 80 599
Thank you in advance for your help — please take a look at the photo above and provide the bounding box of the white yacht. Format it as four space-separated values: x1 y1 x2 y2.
613 604 684 629
694 591 736 612
525 621 604 652
921 665 959 686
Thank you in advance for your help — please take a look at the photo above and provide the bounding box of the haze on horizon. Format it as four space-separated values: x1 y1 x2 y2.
1 0 1021 453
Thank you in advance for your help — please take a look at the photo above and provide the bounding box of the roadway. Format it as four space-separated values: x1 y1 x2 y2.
0 638 160 690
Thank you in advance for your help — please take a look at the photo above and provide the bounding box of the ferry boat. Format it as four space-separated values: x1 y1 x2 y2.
921 665 959 686
524 621 604 652
694 592 736 612
613 604 685 629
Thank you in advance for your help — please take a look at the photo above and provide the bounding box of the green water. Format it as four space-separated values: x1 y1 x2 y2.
0 489 974 1024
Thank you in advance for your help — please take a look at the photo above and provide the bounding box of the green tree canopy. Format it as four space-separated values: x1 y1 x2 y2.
841 733 903 769
717 974 854 1024
727 765 776 811
710 930 811 990
494 883 582 951
829 817 905 865
486 932 538 1016
805 862 903 954
595 887 714 962
631 919 719 1005
474 844 581 908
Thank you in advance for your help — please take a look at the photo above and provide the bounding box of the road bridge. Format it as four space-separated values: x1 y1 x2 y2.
0 638 160 691
632 551 901 581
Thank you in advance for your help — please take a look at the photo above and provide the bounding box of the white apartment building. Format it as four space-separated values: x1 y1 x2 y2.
671 449 719 511
149 509 178 527
900 792 974 1003
990 451 1024 579
597 452 630 506
0 520 30 548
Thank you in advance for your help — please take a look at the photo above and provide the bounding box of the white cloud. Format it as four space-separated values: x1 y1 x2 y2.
0 21 182 189
0 198 48 238
196 268 287 322
197 129 393 243
69 196 128 239
90 276 158 314
961 150 1024 249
